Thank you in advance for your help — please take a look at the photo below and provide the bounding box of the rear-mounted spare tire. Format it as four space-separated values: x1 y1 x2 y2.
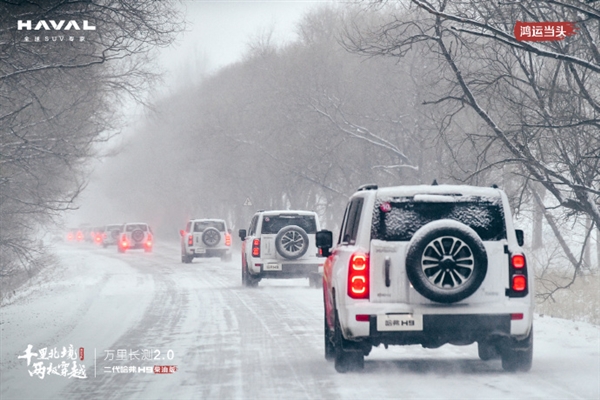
202 227 221 247
275 225 309 260
132 229 145 242
406 219 488 304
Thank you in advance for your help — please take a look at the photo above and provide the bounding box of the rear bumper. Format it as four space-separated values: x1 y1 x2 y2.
367 314 510 347
339 301 533 346
252 262 323 279
187 247 230 258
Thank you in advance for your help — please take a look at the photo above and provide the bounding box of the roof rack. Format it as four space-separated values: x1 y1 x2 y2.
432 179 438 186
491 184 499 189
357 183 378 191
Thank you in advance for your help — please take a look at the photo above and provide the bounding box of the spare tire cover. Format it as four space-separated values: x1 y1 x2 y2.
132 229 145 242
405 219 488 303
202 227 221 247
275 225 309 260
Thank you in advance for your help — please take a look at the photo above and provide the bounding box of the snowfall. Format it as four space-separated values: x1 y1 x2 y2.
1 242 598 399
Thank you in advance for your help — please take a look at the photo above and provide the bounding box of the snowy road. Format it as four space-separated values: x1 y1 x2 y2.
1 243 599 399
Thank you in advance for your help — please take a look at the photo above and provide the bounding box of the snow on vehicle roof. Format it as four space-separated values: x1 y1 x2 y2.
191 218 226 222
260 210 317 216
374 184 503 199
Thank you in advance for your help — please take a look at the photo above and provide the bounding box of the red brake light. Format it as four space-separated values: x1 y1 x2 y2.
188 234 193 246
225 233 231 246
252 238 260 257
356 314 370 322
512 254 526 269
348 252 369 299
512 275 527 291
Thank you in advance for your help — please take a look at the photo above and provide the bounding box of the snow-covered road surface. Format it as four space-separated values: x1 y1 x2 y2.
1 243 599 399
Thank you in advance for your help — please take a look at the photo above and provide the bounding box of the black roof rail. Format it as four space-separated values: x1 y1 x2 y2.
491 184 499 189
432 179 438 186
357 183 378 191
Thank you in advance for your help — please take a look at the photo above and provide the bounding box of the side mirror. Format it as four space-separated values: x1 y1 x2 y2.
316 230 333 257
239 229 247 241
179 229 185 237
515 229 524 247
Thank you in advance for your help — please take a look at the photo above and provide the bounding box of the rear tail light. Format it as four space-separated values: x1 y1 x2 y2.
512 275 527 292
147 233 153 247
507 253 528 297
511 254 526 269
121 234 128 248
225 233 231 246
356 314 370 322
188 234 193 246
252 238 260 257
348 252 369 299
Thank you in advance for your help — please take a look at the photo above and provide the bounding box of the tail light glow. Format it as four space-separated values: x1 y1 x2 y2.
511 254 526 269
252 238 261 257
512 275 527 291
356 314 370 322
188 234 193 246
348 252 369 299
225 233 231 246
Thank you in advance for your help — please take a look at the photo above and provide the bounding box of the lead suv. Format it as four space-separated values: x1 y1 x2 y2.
239 210 324 287
317 184 533 373
180 219 232 263
118 223 153 253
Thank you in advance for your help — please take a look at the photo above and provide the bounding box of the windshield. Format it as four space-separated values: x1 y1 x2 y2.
126 224 148 232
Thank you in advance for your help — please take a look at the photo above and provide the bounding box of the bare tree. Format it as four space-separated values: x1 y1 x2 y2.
344 0 600 228
0 0 182 286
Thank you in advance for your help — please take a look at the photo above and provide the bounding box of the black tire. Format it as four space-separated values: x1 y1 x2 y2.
325 314 335 361
242 263 247 286
275 225 309 260
405 220 488 303
501 329 533 372
202 228 221 247
334 310 364 373
478 341 499 361
132 229 144 242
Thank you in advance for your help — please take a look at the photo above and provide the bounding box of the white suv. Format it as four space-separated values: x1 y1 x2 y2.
180 219 232 263
239 210 324 287
118 223 153 253
317 184 533 373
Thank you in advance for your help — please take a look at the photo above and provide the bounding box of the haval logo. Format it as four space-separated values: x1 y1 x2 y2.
18 20 96 31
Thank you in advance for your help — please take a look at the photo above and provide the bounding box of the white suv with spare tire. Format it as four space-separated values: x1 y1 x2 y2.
239 210 324 287
317 184 533 373
118 223 153 253
180 219 232 263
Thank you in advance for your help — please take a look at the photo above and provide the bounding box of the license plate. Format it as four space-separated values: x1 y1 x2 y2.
194 248 206 254
264 263 281 271
377 314 423 331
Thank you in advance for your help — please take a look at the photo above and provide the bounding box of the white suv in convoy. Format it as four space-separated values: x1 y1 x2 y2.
101 224 123 248
118 223 153 253
317 184 533 373
239 210 324 287
180 219 232 263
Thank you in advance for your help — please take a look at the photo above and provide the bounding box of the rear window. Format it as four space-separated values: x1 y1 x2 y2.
126 224 148 232
106 225 121 231
371 196 506 241
194 221 225 232
261 214 317 234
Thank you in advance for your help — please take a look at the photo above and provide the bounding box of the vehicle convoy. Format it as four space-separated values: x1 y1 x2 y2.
239 210 324 288
316 184 534 373
101 224 123 248
180 219 232 263
118 223 153 253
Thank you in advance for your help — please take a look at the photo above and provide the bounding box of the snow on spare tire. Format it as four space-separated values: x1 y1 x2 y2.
405 219 488 304
275 225 309 260
202 227 220 247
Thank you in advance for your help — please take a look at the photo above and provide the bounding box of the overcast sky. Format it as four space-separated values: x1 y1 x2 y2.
157 1 334 92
